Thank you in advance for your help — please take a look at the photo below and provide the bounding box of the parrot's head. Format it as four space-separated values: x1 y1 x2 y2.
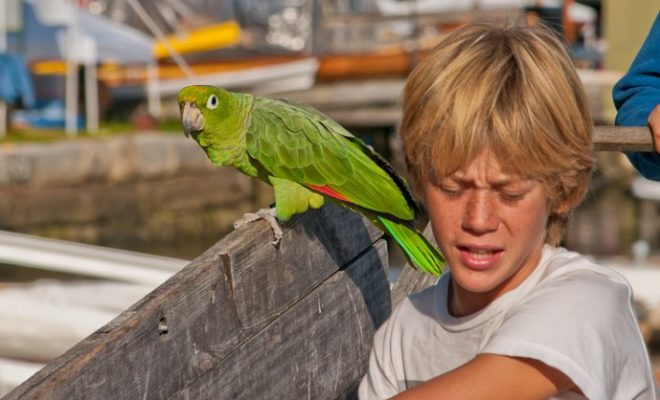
177 85 234 140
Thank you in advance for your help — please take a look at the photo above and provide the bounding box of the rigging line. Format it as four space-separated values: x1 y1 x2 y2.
125 0 195 80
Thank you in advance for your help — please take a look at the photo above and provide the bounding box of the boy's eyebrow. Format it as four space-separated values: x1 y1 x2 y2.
446 174 530 188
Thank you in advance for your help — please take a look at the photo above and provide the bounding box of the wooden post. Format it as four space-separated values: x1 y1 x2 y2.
5 204 391 399
0 102 6 139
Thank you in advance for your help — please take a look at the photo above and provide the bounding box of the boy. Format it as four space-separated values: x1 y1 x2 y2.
359 23 658 399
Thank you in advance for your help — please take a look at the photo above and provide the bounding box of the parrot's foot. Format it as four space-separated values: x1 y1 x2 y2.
233 207 283 246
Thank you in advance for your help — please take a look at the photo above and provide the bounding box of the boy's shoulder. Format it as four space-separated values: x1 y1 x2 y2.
535 246 633 299
505 247 636 331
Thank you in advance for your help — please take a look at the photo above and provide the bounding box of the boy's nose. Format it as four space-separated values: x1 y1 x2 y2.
462 190 498 234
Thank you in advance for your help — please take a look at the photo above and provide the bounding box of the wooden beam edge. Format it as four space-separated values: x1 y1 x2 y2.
174 240 391 399
593 126 655 152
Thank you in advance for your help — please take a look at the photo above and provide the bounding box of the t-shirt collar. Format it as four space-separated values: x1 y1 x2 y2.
434 245 554 331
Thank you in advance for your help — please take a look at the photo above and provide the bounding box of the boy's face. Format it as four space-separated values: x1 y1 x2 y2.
424 148 553 314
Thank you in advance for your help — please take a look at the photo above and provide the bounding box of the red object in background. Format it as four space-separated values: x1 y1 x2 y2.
131 111 157 130
562 0 578 44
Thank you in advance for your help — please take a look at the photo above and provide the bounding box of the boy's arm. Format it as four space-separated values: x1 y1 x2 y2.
613 12 660 181
390 354 576 400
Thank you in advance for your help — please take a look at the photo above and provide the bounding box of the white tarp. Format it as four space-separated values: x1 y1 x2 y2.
22 0 154 64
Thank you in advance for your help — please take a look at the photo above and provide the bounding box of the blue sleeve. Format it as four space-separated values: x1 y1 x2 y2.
612 12 660 181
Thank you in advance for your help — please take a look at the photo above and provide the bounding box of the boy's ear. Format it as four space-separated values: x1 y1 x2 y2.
552 199 572 216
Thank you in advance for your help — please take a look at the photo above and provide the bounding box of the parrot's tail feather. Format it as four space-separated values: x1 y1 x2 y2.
377 217 445 276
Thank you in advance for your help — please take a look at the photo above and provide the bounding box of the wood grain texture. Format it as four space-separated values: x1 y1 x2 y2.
4 203 389 400
175 241 391 400
222 206 384 333
593 126 655 152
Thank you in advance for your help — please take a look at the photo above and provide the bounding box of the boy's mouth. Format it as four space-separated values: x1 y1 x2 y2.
457 246 503 270
466 248 495 257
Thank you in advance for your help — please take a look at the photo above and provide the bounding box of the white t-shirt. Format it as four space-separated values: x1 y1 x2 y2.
359 246 659 400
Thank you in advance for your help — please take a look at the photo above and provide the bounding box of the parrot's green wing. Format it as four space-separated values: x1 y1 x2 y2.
245 96 415 222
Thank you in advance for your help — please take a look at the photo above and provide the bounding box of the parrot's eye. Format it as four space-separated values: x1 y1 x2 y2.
207 95 219 109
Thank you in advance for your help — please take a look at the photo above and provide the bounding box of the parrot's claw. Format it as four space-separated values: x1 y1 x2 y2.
233 208 283 246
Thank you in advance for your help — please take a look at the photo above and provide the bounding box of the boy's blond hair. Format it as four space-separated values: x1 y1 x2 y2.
400 22 594 245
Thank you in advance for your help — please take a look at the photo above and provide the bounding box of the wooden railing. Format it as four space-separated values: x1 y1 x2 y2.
4 204 391 399
593 126 655 152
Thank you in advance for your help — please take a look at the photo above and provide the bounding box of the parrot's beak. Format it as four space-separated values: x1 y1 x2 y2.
181 102 204 138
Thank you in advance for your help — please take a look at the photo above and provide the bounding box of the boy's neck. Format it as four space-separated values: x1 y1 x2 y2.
447 280 498 317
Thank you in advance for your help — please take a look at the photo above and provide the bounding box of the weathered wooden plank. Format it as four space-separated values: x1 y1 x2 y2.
391 261 439 309
175 241 391 400
4 251 242 400
223 205 383 331
593 126 655 152
391 224 439 308
5 204 385 400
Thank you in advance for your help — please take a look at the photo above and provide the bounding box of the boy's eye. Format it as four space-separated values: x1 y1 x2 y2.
438 184 464 197
499 191 525 202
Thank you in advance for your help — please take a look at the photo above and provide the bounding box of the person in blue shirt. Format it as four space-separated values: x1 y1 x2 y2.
613 12 660 181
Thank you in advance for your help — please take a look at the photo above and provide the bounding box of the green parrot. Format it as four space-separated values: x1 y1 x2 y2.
178 85 444 275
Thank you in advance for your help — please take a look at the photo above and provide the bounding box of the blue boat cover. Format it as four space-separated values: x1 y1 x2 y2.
0 54 36 108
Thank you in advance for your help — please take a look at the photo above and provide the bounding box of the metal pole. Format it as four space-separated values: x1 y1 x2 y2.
146 61 161 118
0 229 187 285
84 63 98 133
125 0 195 80
65 56 78 135
65 8 79 136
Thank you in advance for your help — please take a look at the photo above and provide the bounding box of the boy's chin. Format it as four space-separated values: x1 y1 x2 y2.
451 271 502 294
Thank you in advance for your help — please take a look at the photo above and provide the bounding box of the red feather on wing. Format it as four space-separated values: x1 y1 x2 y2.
306 183 351 203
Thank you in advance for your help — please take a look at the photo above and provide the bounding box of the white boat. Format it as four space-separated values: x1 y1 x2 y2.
110 56 320 101
0 231 189 396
